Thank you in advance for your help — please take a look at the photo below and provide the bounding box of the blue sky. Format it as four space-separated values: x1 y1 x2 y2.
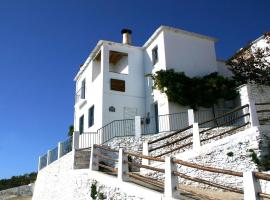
0 0 269 179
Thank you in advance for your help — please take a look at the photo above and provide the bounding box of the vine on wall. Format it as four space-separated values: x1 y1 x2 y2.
147 69 238 109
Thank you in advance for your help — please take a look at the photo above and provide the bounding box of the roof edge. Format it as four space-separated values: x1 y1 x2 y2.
143 25 218 49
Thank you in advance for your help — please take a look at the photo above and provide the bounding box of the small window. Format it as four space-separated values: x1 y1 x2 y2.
81 79 86 99
79 115 84 134
110 79 125 92
88 106 94 127
152 46 159 65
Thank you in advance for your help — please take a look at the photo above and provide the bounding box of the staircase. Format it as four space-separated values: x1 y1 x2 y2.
74 149 91 169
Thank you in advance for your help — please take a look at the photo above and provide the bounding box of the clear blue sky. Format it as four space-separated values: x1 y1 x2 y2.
0 0 269 179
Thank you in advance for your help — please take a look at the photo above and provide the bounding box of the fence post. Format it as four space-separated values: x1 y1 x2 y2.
58 142 63 159
118 148 129 181
135 116 142 138
142 141 149 165
38 156 42 171
188 109 195 125
89 144 99 171
47 149 52 165
192 123 201 154
248 100 260 128
72 131 80 150
165 157 179 199
243 171 261 200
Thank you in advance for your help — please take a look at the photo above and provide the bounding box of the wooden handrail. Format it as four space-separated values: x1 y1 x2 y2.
172 159 243 177
149 133 193 152
94 153 118 162
98 163 117 172
154 142 193 158
126 161 165 173
124 151 165 162
258 192 270 199
254 172 270 181
173 171 243 194
198 104 249 126
148 125 193 145
199 113 250 134
255 102 270 106
200 122 250 143
257 109 270 113
127 172 164 188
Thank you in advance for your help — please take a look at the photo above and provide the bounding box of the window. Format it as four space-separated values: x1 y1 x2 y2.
79 115 84 134
88 105 94 127
81 79 86 99
152 46 159 65
110 79 125 92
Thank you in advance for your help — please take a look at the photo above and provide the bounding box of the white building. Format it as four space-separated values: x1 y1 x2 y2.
73 26 231 134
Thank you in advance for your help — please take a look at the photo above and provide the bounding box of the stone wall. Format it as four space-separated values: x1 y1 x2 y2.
33 151 162 200
0 184 34 200
141 127 270 194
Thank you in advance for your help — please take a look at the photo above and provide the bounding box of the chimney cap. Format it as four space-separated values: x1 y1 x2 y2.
121 29 132 34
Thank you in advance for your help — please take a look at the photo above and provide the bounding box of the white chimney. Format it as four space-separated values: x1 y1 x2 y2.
121 29 132 45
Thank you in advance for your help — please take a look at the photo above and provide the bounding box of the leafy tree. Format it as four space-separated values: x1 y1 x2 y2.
0 172 37 191
226 33 270 86
147 70 237 110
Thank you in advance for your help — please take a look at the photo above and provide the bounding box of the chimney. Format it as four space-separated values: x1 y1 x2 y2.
121 29 132 45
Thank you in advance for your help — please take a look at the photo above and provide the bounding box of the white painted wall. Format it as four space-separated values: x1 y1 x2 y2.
74 52 104 133
163 30 217 77
144 31 170 116
102 43 145 125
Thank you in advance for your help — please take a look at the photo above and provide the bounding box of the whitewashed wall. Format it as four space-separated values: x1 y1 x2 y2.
102 43 145 125
144 31 170 116
163 30 217 77
74 57 104 133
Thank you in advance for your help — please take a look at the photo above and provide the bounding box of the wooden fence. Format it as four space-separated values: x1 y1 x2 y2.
89 144 270 200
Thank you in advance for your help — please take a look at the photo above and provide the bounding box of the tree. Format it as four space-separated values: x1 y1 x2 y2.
226 32 270 86
68 125 74 137
147 70 237 110
0 172 37 191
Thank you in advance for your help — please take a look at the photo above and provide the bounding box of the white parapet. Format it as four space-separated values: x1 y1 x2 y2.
47 149 52 165
89 144 99 171
192 123 201 154
58 141 63 159
135 116 142 138
188 109 195 125
38 156 42 171
164 157 180 199
142 141 150 166
243 171 261 200
118 148 129 182
248 100 260 128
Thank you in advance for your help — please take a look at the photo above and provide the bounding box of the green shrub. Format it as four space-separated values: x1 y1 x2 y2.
227 152 234 157
90 182 98 199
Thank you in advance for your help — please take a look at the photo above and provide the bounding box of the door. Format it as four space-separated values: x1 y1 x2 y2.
123 107 137 136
